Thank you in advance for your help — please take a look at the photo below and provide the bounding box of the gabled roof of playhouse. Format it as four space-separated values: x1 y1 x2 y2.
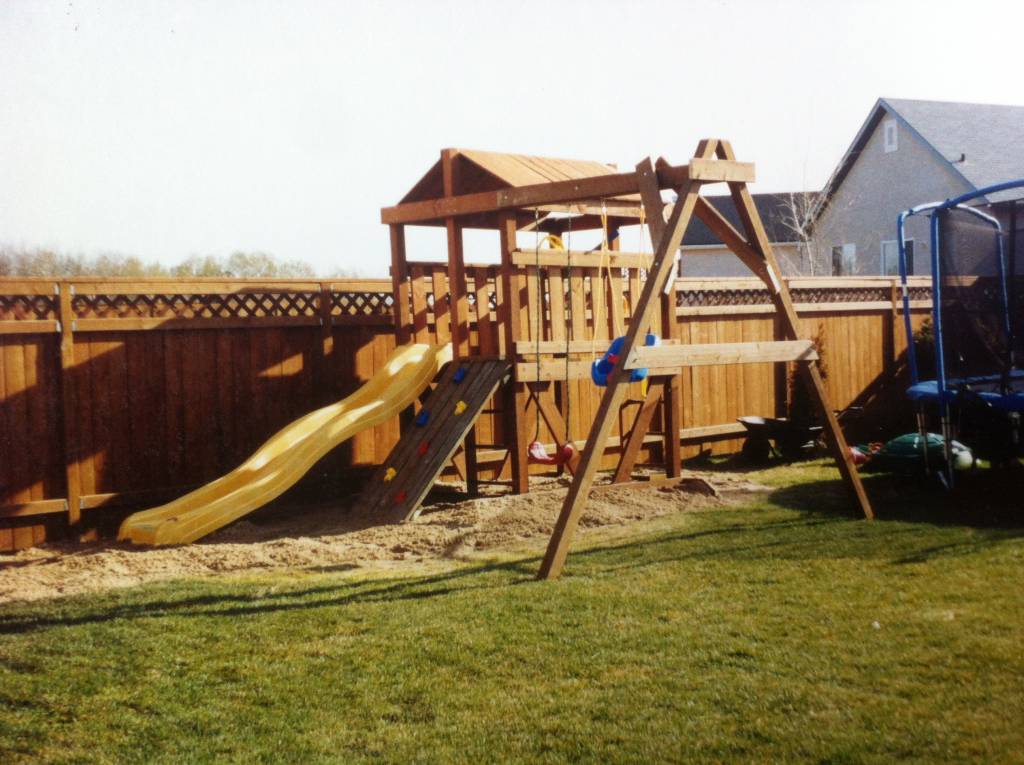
396 149 643 228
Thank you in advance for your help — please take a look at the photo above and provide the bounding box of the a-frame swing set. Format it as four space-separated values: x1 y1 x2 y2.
379 141 873 580
539 139 872 579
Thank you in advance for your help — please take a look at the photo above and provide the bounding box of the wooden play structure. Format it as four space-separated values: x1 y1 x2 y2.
0 141 906 553
380 142 873 579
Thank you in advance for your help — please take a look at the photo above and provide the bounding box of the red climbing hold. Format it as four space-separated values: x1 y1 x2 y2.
417 440 429 456
394 489 407 504
527 440 576 466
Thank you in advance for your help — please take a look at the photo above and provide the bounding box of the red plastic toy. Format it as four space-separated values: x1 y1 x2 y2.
527 440 576 466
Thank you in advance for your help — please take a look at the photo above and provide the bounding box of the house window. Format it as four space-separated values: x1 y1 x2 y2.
881 239 914 276
883 119 898 153
831 243 856 276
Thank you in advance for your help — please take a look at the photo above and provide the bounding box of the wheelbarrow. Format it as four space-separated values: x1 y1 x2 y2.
737 416 824 463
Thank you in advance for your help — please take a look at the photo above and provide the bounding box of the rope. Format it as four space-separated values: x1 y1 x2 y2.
591 202 612 359
532 207 542 443
564 213 572 444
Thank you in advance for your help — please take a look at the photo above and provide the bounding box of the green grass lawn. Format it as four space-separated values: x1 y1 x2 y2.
2 462 1023 764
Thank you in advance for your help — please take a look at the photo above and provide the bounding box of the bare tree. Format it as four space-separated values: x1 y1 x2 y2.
775 192 819 275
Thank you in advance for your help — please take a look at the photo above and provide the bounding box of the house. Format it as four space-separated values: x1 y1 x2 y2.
808 98 1024 276
679 192 816 277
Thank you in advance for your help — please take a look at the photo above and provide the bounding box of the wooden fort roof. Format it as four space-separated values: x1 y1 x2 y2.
392 148 645 229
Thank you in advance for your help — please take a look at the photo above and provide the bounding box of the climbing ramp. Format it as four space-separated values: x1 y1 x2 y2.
360 357 511 522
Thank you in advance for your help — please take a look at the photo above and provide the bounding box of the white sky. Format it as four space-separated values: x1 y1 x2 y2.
2 0 1022 275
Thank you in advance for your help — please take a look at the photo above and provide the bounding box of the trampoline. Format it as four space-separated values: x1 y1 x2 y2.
897 179 1024 483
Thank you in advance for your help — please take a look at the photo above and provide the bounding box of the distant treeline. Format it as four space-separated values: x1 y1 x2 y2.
0 247 352 278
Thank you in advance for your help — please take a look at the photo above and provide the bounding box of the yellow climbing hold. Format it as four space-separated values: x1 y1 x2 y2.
383 467 397 482
454 400 467 415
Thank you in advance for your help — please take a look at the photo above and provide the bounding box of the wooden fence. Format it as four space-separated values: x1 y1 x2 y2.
0 274 932 551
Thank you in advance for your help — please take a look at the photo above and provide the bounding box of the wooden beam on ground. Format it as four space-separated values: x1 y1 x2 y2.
380 159 753 225
624 340 818 369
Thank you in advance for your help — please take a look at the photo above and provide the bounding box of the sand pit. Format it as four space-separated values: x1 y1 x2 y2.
0 471 767 604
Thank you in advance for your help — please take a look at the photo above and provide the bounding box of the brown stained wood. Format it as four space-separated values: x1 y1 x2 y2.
473 266 495 356
380 159 754 225
0 498 68 519
443 150 471 359
612 377 668 483
626 340 818 369
539 155 705 580
498 213 530 493
410 265 430 343
0 320 60 335
430 269 451 344
510 250 655 269
56 284 81 523
389 225 412 345
716 139 873 520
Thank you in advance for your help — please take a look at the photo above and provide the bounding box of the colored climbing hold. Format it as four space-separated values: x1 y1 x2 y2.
454 400 467 415
417 440 430 456
383 467 397 482
394 489 407 504
453 366 468 384
415 409 430 427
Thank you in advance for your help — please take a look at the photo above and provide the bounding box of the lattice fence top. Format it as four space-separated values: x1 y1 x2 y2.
330 290 393 317
72 291 323 320
0 294 58 321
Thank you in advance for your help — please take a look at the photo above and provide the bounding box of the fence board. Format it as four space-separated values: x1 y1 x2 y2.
0 275 932 551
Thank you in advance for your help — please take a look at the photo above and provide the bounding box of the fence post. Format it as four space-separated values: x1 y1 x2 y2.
57 281 81 525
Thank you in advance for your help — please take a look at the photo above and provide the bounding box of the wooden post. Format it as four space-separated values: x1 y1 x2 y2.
660 287 683 477
57 281 81 525
442 149 477 490
389 224 412 345
317 282 335 405
499 213 530 493
539 156 704 579
442 149 470 359
887 278 900 373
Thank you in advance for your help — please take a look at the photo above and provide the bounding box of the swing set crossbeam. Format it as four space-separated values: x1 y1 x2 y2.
510 250 652 269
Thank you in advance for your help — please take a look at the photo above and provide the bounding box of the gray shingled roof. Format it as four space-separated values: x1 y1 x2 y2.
813 98 1024 218
682 192 815 246
885 98 1024 203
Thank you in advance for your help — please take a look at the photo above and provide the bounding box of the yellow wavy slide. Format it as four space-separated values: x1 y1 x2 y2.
119 343 452 546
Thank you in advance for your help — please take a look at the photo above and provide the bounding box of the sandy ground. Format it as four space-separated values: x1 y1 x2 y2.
0 471 767 604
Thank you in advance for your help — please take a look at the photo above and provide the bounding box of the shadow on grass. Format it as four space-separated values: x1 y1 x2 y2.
0 514 842 635
3 468 1022 635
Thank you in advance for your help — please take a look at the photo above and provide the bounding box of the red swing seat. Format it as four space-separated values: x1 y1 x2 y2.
527 440 576 466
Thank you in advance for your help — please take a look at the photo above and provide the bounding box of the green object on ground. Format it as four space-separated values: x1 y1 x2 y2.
860 432 973 472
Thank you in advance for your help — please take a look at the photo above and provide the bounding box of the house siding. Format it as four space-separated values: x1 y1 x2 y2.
679 243 805 277
811 113 974 276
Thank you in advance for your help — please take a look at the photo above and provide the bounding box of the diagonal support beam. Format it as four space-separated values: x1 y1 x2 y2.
715 140 873 520
612 376 670 483
538 154 704 580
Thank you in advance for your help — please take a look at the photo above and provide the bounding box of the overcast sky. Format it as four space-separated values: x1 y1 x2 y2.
2 0 1022 275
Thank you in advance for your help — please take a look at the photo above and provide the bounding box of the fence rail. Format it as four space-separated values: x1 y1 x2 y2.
0 274 932 551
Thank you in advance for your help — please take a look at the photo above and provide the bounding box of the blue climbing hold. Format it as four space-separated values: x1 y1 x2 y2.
415 409 431 427
453 366 468 384
591 333 660 387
